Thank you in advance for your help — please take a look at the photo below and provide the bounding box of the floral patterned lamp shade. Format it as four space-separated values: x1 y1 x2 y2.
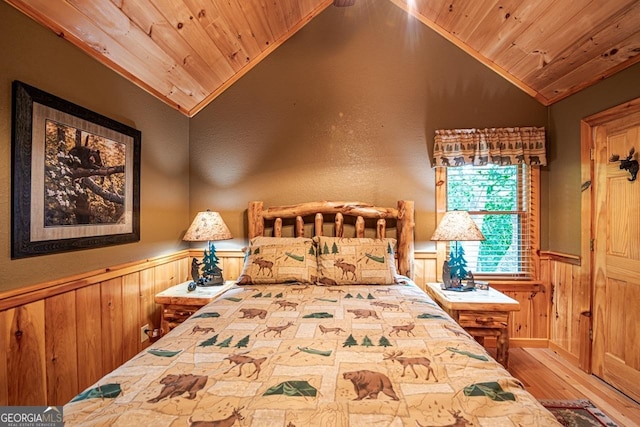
431 211 484 282
183 210 232 287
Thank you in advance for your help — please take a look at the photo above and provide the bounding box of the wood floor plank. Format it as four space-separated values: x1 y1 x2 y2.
508 348 640 426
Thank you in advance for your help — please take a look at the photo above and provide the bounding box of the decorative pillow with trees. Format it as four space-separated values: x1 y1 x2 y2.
313 237 398 285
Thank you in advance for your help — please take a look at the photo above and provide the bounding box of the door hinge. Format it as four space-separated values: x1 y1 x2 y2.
590 148 594 160
590 239 594 251
589 328 593 341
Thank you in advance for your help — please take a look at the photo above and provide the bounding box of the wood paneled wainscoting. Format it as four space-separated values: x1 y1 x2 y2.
0 251 192 406
484 252 587 355
488 282 550 348
543 251 591 372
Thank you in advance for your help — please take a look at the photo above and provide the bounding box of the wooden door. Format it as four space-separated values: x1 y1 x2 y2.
592 108 640 402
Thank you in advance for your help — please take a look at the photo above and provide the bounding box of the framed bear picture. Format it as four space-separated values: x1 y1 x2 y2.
11 81 141 258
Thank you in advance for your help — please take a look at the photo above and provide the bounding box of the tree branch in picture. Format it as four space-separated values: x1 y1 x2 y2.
70 165 124 179
81 177 124 205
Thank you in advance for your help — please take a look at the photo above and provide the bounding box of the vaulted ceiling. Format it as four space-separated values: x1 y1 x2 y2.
6 0 640 117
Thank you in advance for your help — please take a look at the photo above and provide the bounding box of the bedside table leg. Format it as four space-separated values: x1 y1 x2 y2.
161 310 168 337
496 327 509 368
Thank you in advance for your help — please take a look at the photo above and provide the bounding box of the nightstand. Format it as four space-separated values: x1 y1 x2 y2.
425 282 520 367
155 281 235 334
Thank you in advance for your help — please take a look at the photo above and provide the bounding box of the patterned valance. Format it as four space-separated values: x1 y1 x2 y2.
433 127 546 167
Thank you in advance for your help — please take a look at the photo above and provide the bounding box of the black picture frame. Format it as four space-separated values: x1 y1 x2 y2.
11 81 141 258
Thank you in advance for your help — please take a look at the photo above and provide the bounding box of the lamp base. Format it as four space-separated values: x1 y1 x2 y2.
441 260 475 292
197 273 225 287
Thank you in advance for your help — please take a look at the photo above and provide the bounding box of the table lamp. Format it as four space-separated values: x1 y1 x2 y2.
183 210 232 287
431 210 485 288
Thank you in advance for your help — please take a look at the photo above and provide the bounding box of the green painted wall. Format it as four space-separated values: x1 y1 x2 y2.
548 62 640 255
0 2 190 292
189 0 547 251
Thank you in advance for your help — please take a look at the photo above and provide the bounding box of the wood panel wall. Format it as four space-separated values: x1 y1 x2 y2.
0 252 191 406
494 282 550 347
1 249 578 406
544 252 591 370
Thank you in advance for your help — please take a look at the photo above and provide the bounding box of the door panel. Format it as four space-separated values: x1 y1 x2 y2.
592 113 640 402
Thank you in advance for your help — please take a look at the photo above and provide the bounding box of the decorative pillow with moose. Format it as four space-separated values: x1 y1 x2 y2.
238 239 317 285
313 236 398 285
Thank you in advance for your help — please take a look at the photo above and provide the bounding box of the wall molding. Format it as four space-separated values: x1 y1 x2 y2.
541 250 581 266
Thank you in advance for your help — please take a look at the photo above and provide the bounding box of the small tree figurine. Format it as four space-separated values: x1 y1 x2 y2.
201 241 224 285
448 243 469 280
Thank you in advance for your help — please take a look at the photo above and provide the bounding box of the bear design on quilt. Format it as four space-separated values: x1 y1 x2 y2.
147 374 207 403
343 370 399 401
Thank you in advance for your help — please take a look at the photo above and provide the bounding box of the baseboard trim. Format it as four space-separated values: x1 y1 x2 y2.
549 341 580 366
484 338 549 348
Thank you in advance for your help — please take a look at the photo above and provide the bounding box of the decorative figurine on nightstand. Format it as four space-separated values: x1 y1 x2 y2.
183 210 232 288
191 258 202 284
199 242 224 286
187 259 200 291
441 260 475 291
187 281 197 292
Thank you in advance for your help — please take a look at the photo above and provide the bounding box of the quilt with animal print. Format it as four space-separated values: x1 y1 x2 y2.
64 280 560 426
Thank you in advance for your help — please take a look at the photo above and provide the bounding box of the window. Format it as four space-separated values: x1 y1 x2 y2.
437 164 539 280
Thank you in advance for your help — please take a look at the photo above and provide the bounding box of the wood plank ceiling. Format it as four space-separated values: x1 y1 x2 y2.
6 0 640 117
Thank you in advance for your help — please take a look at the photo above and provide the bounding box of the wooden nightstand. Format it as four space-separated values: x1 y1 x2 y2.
155 281 235 334
425 282 520 367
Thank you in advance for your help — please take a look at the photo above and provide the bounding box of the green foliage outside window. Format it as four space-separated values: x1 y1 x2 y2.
447 165 523 275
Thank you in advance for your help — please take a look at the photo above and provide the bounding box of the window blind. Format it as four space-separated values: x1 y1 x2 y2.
446 164 534 279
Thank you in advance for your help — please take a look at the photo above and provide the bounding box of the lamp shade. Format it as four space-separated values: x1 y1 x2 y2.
183 211 232 242
431 211 485 242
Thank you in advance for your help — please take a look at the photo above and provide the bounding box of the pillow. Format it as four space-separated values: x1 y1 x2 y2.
238 239 317 285
313 236 398 285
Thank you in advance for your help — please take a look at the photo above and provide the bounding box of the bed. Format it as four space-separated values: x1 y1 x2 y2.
64 200 560 426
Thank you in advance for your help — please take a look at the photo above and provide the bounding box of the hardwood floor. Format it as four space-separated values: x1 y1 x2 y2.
507 348 640 426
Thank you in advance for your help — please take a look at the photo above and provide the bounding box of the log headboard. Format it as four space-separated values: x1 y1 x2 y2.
248 200 414 279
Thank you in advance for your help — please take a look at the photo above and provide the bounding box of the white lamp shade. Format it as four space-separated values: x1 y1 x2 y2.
183 211 232 242
431 211 485 241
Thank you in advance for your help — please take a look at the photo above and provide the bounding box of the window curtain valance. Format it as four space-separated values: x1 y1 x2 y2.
433 127 546 167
